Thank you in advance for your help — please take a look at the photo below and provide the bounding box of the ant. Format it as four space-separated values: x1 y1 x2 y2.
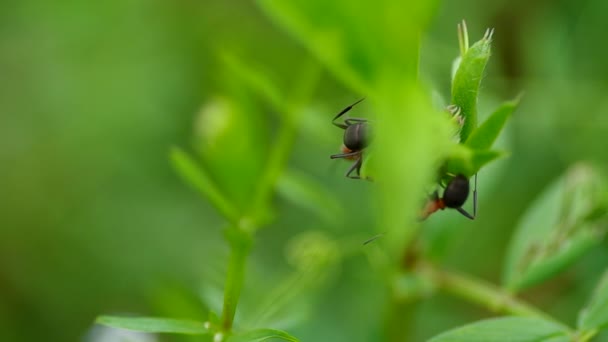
420 174 477 220
329 98 370 180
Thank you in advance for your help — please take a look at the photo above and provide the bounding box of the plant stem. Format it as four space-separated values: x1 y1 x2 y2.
220 227 253 332
576 329 598 342
384 295 420 342
416 262 571 330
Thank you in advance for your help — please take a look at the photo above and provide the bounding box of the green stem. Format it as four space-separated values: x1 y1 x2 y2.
417 262 572 331
221 227 253 332
384 295 420 342
576 329 598 342
249 63 320 220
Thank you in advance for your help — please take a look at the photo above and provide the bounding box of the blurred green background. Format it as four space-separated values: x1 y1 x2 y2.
1 0 608 341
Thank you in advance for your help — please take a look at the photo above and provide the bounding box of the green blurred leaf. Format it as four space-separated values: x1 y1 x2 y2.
222 53 284 112
170 147 240 223
257 0 451 267
444 144 504 177
276 169 345 225
95 316 210 335
246 231 339 328
256 0 437 94
578 270 608 332
193 94 268 210
466 97 520 150
451 29 493 141
427 316 570 342
503 164 608 292
226 328 299 342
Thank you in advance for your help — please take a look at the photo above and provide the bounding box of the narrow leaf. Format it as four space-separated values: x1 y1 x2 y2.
451 30 493 141
222 53 284 112
95 316 210 335
170 147 240 223
503 164 608 292
578 270 608 331
466 97 520 150
427 316 570 342
226 328 299 342
276 169 345 225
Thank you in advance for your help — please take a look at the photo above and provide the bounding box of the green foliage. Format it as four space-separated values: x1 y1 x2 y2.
465 97 520 151
443 26 517 178
451 26 493 141
257 0 452 265
6 1 608 342
226 328 300 342
427 317 571 342
256 0 438 94
95 316 211 335
503 164 608 292
170 147 240 223
444 144 504 178
276 170 346 225
579 270 608 332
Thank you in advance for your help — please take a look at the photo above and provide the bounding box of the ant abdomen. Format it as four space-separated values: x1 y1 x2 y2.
443 175 470 208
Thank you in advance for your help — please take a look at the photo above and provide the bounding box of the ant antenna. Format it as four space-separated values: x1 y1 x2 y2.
363 233 384 245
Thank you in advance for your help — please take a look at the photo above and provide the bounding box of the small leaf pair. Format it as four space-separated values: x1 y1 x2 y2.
96 315 299 342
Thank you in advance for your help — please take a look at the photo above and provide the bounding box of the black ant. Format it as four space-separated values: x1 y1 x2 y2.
420 174 477 220
329 98 370 180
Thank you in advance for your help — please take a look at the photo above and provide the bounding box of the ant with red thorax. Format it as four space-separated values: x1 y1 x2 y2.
420 173 477 220
417 105 477 220
329 98 371 180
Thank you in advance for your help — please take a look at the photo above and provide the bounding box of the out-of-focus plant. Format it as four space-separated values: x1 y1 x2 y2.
94 50 344 340
92 0 608 340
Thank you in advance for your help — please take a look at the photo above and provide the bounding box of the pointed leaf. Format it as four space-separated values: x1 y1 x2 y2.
451 30 493 141
170 147 240 223
226 328 299 342
444 144 504 177
503 164 608 292
95 316 211 335
466 97 520 150
427 316 570 342
578 270 608 331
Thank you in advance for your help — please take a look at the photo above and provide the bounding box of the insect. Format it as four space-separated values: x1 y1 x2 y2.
420 174 477 220
329 98 370 180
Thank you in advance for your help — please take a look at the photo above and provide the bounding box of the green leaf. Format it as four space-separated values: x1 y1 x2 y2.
193 95 269 211
451 29 493 141
503 164 608 292
578 270 608 331
466 97 520 150
444 144 504 177
170 147 240 223
256 0 437 93
222 53 284 112
226 328 299 342
95 316 211 335
427 316 570 342
276 169 345 225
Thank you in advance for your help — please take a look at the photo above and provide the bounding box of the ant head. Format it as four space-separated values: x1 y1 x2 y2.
443 174 470 208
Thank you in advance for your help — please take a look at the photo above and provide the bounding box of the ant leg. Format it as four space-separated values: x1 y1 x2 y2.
330 151 361 159
456 207 475 220
345 157 363 179
332 98 365 128
473 173 478 217
344 117 368 125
